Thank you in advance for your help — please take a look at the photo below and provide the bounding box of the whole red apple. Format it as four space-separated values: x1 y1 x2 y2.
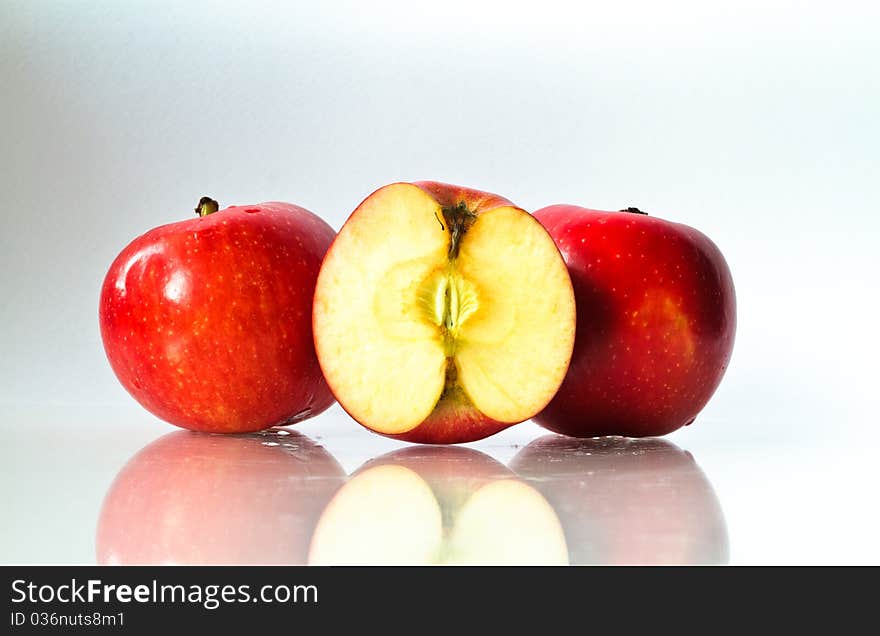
533 205 736 437
100 198 336 433
96 429 346 564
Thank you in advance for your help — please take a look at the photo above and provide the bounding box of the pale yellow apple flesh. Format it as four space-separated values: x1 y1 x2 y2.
314 183 575 437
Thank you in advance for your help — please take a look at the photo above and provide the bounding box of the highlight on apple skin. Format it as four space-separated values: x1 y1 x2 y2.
312 181 577 444
510 436 729 565
307 446 569 565
99 199 336 433
96 429 347 565
533 204 736 438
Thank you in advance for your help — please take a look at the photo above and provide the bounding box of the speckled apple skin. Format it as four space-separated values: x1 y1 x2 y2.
533 205 736 437
99 202 336 433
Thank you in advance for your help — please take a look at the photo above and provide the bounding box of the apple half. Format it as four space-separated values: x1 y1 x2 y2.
313 182 576 443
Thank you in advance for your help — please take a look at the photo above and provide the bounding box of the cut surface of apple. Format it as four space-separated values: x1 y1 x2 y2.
314 182 576 443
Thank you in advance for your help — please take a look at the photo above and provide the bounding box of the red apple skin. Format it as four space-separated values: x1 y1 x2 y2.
382 389 510 445
510 436 729 565
533 205 736 437
100 201 336 433
96 430 346 565
412 180 514 213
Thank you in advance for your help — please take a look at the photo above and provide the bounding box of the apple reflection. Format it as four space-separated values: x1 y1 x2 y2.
97 431 728 566
96 429 346 565
510 436 729 565
307 446 569 565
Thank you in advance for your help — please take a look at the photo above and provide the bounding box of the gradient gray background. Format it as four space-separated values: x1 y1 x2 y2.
2 1 879 563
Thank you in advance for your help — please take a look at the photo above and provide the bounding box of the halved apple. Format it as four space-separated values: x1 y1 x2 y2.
313 181 576 443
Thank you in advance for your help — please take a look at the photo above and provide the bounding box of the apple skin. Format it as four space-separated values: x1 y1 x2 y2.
315 181 559 445
412 180 514 213
533 205 736 437
100 201 336 433
96 429 346 565
382 388 509 445
510 436 729 565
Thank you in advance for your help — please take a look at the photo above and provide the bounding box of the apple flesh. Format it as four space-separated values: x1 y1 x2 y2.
511 436 729 565
308 447 568 565
100 198 336 433
313 182 576 443
533 205 736 437
96 429 346 565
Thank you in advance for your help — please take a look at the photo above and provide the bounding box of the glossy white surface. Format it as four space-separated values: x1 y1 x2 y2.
2 2 878 565
2 403 878 565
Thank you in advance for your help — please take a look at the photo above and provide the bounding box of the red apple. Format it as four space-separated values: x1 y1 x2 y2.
96 429 346 565
100 198 336 433
510 436 729 565
309 447 568 565
533 205 736 437
313 182 576 443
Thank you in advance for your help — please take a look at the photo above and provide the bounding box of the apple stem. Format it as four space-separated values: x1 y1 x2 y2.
442 202 477 259
621 207 648 215
195 197 220 217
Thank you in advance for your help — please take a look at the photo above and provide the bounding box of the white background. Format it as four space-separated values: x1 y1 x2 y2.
1 1 879 564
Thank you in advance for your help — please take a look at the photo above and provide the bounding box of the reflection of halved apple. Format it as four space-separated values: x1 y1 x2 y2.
308 447 568 565
96 430 346 565
510 436 728 565
313 181 576 443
